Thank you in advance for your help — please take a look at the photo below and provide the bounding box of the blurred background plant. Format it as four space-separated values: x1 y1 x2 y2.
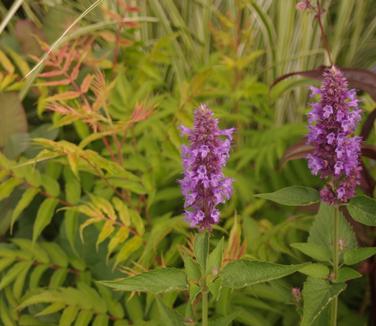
0 0 375 325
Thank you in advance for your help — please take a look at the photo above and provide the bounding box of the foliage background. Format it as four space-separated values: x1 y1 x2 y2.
0 0 375 325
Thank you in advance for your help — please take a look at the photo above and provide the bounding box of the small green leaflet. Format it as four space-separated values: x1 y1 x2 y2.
343 247 376 265
32 198 59 243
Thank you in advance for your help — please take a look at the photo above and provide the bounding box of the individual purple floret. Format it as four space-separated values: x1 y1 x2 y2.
180 104 234 229
307 66 362 204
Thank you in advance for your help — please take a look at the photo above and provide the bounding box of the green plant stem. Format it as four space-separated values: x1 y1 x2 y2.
330 205 340 326
201 231 209 326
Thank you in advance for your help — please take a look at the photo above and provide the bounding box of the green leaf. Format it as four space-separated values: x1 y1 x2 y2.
182 255 201 282
41 174 60 197
301 278 346 326
92 314 109 326
207 238 224 275
59 306 79 326
343 247 376 265
13 261 32 299
220 260 307 289
0 261 32 290
348 195 376 226
96 220 115 250
10 187 39 232
129 209 145 235
209 311 240 326
74 309 93 326
298 263 330 279
156 297 185 326
32 198 58 242
112 197 130 227
100 268 187 293
63 210 78 253
0 177 22 201
308 203 358 256
194 231 209 273
254 186 319 206
290 243 331 262
114 235 143 267
334 267 362 283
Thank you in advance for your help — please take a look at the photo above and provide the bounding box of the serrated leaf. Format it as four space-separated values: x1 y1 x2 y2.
106 227 129 261
348 195 376 226
114 235 143 267
0 261 32 290
74 309 93 326
40 242 68 268
96 220 115 250
254 186 319 206
41 174 60 197
343 247 376 265
308 203 358 256
59 306 80 326
100 268 187 293
301 278 346 326
36 302 66 316
194 232 209 273
182 255 201 282
92 314 109 326
298 263 330 279
32 198 58 242
64 210 78 253
29 264 49 289
156 297 185 326
0 177 22 201
112 197 130 227
207 238 224 275
13 261 32 299
12 238 50 264
49 268 68 288
334 267 362 283
129 210 145 235
10 187 39 232
291 243 331 262
220 260 307 289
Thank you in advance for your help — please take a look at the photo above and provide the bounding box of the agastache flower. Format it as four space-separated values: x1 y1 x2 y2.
307 66 362 204
180 104 235 229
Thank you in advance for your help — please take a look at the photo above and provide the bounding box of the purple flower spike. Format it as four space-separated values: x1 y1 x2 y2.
307 66 362 204
180 104 234 229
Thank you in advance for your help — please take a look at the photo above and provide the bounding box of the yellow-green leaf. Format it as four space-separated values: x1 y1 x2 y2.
32 198 58 243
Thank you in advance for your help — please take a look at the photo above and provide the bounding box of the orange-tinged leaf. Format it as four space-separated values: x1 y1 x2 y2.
80 74 94 93
46 91 81 102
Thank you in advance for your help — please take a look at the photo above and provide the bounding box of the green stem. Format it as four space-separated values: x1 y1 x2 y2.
330 205 339 326
201 231 209 326
202 285 208 326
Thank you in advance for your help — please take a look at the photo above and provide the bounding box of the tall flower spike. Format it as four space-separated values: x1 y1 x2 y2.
307 66 362 204
180 104 235 229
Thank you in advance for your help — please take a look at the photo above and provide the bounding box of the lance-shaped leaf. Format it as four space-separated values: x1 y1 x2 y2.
156 297 185 326
99 268 187 294
290 243 331 262
347 195 376 226
32 198 58 243
220 260 308 289
255 186 319 206
301 278 346 326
